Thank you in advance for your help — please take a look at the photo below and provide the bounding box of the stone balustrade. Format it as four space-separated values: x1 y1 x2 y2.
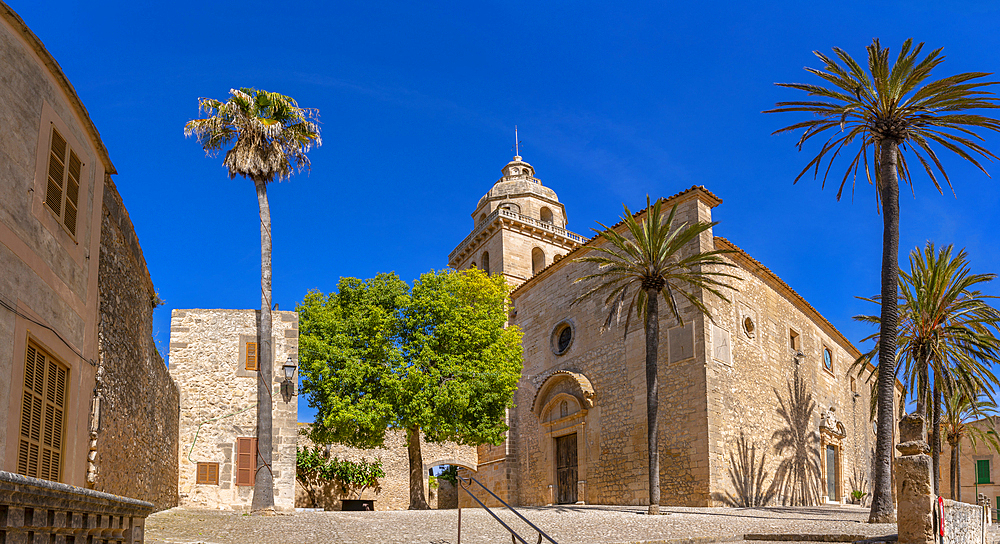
0 471 153 543
449 208 587 263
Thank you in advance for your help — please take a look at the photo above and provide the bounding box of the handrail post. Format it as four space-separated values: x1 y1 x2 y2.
457 504 461 544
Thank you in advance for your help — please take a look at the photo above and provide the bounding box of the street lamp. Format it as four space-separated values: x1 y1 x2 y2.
280 354 297 403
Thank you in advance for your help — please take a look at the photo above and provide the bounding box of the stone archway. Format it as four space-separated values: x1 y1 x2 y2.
531 370 596 505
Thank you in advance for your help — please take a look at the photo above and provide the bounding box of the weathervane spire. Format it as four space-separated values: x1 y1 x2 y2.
515 126 520 158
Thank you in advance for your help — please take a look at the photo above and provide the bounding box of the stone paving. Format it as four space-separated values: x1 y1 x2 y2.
145 504 899 544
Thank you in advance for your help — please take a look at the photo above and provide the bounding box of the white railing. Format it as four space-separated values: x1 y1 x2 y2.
449 209 587 263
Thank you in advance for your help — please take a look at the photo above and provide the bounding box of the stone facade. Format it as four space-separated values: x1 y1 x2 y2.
168 309 298 511
92 178 179 511
449 156 902 508
295 426 476 510
0 1 178 511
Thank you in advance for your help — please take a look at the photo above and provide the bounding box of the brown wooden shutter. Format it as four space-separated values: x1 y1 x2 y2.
45 130 66 217
17 342 67 482
196 462 219 485
245 342 258 371
236 437 257 486
63 151 81 235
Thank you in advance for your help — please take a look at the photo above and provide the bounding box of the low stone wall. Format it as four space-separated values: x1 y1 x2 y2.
92 177 179 511
942 499 986 544
296 427 476 511
0 470 154 543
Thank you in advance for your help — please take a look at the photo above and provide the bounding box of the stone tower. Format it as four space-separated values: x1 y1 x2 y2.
448 154 585 284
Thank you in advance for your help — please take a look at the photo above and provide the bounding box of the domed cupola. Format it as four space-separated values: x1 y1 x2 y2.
501 156 536 182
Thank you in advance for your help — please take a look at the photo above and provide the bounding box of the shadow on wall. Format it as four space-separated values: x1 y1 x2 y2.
769 372 822 506
717 431 776 507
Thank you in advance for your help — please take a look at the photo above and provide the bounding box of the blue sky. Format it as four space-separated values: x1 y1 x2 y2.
12 1 1000 423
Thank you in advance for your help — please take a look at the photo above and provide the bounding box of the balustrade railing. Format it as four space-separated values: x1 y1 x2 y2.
449 209 587 263
0 471 153 544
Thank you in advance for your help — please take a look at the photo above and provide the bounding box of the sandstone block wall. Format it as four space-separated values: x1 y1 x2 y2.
942 499 987 544
296 426 476 510
169 309 298 511
92 178 179 511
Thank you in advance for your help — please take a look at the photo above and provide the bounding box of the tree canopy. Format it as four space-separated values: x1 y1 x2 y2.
298 268 522 446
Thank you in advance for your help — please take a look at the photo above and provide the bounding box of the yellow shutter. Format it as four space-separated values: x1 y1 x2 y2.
17 342 67 482
246 342 258 371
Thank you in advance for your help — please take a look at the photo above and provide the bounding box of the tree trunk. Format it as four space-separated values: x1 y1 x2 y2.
645 288 660 515
950 438 961 502
251 178 275 515
869 140 899 524
932 382 941 497
407 426 429 510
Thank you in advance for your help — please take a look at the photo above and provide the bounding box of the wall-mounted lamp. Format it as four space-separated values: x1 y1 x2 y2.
280 354 297 403
793 350 805 365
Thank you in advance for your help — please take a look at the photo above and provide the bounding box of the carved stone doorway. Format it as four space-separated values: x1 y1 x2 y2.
556 433 578 504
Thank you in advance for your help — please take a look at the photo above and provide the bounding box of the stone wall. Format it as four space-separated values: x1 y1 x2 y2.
169 309 298 511
296 426 477 511
92 178 178 511
942 499 987 544
939 416 999 507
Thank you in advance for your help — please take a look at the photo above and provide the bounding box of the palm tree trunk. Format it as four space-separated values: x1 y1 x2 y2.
932 382 941 497
407 426 430 509
949 439 960 501
645 288 660 515
869 140 899 524
251 178 275 514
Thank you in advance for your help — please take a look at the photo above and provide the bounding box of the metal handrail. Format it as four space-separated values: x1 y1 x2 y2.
456 475 558 544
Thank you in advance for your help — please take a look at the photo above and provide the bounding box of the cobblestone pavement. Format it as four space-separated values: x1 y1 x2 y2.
145 504 898 544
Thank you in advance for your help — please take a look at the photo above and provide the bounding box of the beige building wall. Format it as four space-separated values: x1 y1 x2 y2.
295 426 477 510
169 309 299 511
941 417 1000 511
1 4 179 509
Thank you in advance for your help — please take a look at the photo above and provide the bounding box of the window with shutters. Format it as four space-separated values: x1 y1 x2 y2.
978 459 992 484
245 342 258 371
235 437 257 486
196 463 219 485
43 128 83 238
17 341 68 482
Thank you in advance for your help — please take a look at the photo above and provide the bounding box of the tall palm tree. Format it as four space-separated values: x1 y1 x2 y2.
185 88 321 514
767 39 1000 522
853 243 1000 497
573 196 737 514
942 392 1000 502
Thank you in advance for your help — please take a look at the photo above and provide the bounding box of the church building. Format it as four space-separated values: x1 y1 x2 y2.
451 153 900 508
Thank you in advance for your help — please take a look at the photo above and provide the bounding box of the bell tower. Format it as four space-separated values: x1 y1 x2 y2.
448 153 585 286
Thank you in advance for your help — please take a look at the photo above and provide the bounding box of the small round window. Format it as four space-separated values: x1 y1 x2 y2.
551 321 574 355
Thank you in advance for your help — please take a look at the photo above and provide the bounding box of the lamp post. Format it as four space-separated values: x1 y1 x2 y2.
280 354 297 403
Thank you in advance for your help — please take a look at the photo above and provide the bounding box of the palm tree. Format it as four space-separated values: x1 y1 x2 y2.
942 392 1000 502
185 88 321 514
853 243 1000 498
767 39 1000 522
573 196 737 514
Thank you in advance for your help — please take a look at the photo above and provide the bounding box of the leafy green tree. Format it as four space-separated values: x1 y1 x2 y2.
854 243 1000 496
767 40 1000 522
298 269 522 509
185 88 321 514
573 196 736 515
942 393 1000 502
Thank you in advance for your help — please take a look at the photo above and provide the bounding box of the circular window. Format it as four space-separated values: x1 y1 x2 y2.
551 321 574 355
743 316 755 338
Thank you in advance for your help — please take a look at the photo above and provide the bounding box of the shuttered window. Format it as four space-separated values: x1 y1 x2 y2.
236 437 257 486
196 463 219 485
978 459 992 484
17 341 68 482
245 342 258 371
44 128 83 237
